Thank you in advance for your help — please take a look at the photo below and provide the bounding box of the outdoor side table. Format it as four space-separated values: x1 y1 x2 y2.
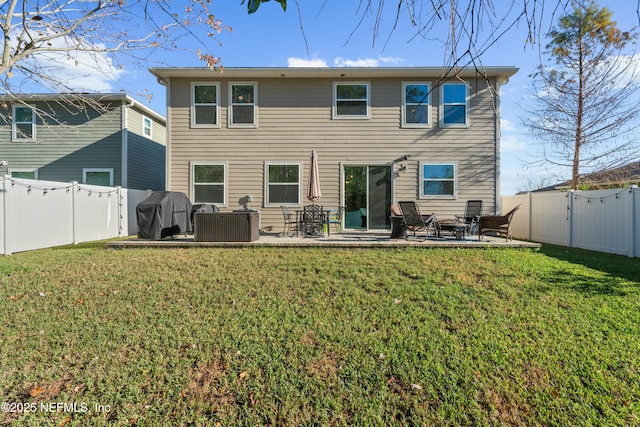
438 220 466 240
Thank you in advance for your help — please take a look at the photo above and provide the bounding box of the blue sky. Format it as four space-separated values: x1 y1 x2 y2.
110 0 639 195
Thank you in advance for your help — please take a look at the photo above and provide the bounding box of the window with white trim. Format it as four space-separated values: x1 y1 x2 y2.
333 82 369 118
229 83 257 127
420 163 456 197
191 83 219 127
191 163 226 205
265 162 300 205
142 116 152 138
83 168 114 187
440 83 468 127
403 82 430 127
10 169 38 179
12 104 36 141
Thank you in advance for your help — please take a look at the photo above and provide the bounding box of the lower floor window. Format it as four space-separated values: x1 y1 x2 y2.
421 163 455 197
83 168 114 187
10 169 38 179
266 162 300 205
192 163 226 204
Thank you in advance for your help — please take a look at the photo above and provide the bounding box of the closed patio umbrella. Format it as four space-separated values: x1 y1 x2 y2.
307 150 322 203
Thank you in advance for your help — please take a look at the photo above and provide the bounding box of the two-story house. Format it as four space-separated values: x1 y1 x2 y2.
0 93 166 190
149 67 517 231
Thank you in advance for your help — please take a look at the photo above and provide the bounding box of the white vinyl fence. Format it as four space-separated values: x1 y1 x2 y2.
1 177 153 255
503 186 640 258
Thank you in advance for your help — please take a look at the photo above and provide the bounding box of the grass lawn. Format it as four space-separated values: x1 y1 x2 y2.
0 244 639 426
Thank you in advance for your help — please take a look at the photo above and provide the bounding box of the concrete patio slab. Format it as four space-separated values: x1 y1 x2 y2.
107 232 541 250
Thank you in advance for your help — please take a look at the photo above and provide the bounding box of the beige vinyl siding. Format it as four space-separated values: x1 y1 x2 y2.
168 75 501 229
0 101 123 185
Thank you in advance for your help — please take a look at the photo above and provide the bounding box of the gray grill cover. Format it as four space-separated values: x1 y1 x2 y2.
136 191 193 239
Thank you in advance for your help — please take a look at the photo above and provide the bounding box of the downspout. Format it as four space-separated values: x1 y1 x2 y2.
122 98 134 188
494 79 503 214
156 76 170 191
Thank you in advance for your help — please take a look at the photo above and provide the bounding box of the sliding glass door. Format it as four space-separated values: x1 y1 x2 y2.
343 165 392 230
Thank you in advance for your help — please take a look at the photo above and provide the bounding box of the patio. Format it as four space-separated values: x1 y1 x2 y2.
107 231 541 250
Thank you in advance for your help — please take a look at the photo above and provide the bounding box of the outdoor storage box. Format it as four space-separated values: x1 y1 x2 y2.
194 212 259 242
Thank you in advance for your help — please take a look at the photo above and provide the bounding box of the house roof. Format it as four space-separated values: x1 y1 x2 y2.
534 161 640 192
149 66 519 85
0 93 166 123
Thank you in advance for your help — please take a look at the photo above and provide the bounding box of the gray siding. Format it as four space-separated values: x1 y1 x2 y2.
0 101 123 184
126 106 166 190
167 76 502 230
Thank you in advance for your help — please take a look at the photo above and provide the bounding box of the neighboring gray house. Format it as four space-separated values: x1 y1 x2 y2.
149 67 517 231
0 93 166 190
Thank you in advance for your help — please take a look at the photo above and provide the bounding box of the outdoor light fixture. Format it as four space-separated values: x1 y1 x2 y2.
0 160 8 166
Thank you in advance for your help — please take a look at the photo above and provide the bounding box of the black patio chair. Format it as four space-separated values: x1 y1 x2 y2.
397 201 440 240
279 205 297 237
455 200 483 235
302 204 326 237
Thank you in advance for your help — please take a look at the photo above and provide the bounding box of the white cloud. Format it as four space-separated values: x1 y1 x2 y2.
501 133 528 152
287 55 405 68
287 57 329 67
501 118 516 132
334 57 380 67
20 35 125 92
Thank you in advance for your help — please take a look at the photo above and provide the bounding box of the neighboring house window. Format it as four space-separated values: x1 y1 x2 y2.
12 104 36 141
421 163 456 197
333 82 370 118
265 162 300 205
229 82 257 127
192 82 219 127
440 83 468 127
403 82 430 127
191 163 226 205
142 116 152 138
83 168 114 187
10 169 38 179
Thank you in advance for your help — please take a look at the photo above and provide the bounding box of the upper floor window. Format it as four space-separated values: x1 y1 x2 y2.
142 116 152 138
440 83 468 127
191 163 226 205
403 82 430 127
420 163 456 198
83 168 114 187
229 82 257 127
191 82 219 127
12 104 36 141
265 162 300 206
333 82 369 119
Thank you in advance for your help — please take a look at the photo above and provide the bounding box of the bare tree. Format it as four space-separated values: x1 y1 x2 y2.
0 0 281 125
522 0 640 190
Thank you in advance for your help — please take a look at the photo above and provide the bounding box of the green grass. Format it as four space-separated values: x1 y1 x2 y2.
0 244 639 426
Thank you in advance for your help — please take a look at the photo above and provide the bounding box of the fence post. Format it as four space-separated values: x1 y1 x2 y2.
72 181 78 245
567 190 575 248
117 186 123 237
631 185 638 258
2 176 11 256
528 191 533 241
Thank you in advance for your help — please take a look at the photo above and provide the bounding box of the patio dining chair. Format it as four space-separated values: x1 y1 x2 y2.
302 204 326 237
329 206 345 234
397 201 440 240
455 199 483 235
279 205 297 237
478 205 521 241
